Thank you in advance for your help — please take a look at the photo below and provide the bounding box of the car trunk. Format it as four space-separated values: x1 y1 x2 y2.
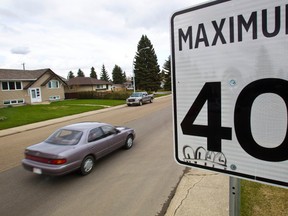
25 142 75 159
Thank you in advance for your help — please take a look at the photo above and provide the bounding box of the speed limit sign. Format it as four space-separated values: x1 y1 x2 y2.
171 0 288 187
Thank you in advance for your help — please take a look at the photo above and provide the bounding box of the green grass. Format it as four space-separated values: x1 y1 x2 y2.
241 180 288 216
0 99 126 130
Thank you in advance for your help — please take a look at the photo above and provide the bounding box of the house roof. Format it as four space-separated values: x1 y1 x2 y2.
0 68 48 81
67 77 112 86
0 68 67 89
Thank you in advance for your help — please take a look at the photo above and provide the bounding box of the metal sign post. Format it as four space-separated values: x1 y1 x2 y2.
229 177 241 216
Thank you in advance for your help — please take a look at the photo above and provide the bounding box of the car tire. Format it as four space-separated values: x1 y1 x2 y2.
139 101 143 106
80 155 94 176
124 135 133 150
150 99 153 103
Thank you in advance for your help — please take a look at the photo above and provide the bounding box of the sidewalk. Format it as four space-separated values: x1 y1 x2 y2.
165 168 229 216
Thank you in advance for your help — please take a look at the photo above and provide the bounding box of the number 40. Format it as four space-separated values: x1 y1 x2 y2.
180 78 288 162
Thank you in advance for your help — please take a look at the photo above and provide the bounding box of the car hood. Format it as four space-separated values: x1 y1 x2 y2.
127 96 140 99
116 126 129 131
25 142 76 158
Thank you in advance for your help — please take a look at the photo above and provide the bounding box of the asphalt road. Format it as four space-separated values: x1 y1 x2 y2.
0 96 185 216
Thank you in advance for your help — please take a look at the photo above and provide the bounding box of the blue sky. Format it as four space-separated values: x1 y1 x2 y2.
0 0 207 78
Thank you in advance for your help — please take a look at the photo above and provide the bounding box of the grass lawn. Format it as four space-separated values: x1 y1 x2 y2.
0 99 125 130
241 180 288 216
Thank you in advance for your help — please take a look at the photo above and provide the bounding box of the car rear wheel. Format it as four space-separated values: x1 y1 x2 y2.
124 135 133 149
80 156 94 175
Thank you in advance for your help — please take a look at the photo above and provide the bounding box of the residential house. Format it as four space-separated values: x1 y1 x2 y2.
65 77 113 93
123 81 133 90
0 68 67 107
112 81 134 92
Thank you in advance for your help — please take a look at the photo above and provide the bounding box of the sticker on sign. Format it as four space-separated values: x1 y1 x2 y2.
171 0 288 188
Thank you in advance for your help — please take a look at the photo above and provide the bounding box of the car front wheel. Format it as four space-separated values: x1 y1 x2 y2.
80 155 94 175
124 135 133 149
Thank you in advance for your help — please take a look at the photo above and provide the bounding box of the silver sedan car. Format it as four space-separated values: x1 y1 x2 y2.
22 122 135 176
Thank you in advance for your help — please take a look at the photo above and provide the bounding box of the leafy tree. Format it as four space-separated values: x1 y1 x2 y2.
163 56 171 91
100 64 110 81
112 65 126 84
67 71 75 79
77 69 85 77
90 67 97 79
134 35 161 92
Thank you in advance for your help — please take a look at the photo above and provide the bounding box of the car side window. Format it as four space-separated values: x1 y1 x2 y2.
101 125 117 136
88 127 104 142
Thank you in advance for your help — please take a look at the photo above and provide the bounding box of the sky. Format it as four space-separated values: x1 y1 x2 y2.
0 0 207 79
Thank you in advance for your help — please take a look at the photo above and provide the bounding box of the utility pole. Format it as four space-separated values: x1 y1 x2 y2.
22 63 25 70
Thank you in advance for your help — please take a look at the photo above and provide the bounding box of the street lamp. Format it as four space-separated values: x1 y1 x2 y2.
132 46 150 92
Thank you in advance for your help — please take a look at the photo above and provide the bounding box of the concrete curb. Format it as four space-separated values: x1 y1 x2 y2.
0 95 171 138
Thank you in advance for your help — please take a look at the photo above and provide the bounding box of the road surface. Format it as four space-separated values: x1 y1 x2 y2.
0 96 184 216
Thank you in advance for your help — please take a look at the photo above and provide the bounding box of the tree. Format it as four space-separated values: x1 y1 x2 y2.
134 35 161 92
77 69 85 77
100 64 110 81
123 72 127 81
90 67 97 79
112 65 126 84
67 71 75 79
163 56 171 91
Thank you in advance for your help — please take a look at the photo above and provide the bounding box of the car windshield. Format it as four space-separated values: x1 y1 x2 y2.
45 129 83 145
131 92 142 97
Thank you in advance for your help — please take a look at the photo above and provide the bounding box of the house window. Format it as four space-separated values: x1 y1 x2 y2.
1 81 22 91
49 95 60 101
96 85 106 89
3 99 25 105
48 80 59 89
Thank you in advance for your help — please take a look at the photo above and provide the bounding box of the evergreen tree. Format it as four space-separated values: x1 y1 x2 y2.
67 71 75 79
77 69 85 77
100 64 110 81
134 35 161 92
123 72 127 82
163 56 171 91
112 65 125 84
90 67 97 79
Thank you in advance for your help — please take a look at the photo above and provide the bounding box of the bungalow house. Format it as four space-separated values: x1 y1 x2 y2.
123 81 133 90
112 81 134 91
0 68 67 107
65 77 113 93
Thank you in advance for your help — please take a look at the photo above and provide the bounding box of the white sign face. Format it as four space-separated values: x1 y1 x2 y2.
171 0 288 188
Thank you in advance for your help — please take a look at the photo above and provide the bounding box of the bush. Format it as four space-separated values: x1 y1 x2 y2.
75 91 131 100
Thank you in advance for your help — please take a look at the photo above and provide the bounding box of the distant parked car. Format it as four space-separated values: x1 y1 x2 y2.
22 122 135 176
126 91 154 106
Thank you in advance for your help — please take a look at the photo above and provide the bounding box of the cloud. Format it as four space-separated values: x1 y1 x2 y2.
11 47 30 55
0 0 207 78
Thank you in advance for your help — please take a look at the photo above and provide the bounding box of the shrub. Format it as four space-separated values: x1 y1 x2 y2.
75 91 131 100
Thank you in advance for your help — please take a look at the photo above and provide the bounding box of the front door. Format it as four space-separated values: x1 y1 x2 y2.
30 88 42 103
